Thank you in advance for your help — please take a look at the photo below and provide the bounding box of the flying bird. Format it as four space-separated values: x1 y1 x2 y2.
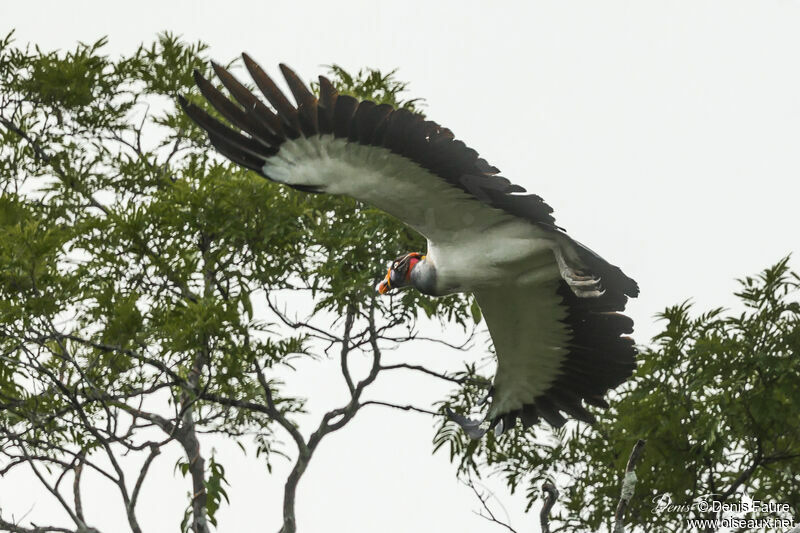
180 55 639 437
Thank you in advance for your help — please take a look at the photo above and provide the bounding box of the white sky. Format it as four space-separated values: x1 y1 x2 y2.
2 1 800 532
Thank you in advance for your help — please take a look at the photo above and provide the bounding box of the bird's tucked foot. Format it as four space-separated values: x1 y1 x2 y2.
554 248 605 298
445 408 490 439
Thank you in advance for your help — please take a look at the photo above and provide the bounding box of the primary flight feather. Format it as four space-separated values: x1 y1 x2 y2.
180 56 639 437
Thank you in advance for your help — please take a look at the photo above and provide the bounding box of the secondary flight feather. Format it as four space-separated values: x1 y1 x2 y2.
180 55 639 437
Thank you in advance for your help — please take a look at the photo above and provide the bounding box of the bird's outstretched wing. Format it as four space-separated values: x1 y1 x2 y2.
474 279 636 433
179 57 563 245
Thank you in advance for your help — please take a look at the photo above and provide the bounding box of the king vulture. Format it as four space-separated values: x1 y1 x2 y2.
180 55 639 437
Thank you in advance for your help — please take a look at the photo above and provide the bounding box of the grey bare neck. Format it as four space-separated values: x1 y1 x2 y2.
410 257 438 296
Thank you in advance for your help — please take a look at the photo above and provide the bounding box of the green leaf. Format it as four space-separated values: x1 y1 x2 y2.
470 297 482 324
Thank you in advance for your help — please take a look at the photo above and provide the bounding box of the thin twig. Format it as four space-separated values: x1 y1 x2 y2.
0 516 76 533
465 476 517 533
360 401 439 416
379 362 486 385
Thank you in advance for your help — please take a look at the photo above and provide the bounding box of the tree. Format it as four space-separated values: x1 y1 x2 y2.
0 33 478 533
437 258 800 532
4 30 796 533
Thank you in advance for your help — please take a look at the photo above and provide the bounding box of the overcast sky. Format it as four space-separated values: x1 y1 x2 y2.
2 1 800 532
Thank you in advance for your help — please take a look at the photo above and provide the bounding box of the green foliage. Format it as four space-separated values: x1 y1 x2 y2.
439 258 800 531
205 455 230 527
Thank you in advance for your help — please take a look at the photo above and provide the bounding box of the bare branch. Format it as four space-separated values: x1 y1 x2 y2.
72 453 85 524
379 323 478 351
130 444 161 516
0 516 77 533
465 476 517 533
278 305 388 533
340 306 356 394
379 363 469 385
22 455 84 530
252 358 309 458
265 296 340 343
540 481 559 533
360 400 439 417
613 439 646 533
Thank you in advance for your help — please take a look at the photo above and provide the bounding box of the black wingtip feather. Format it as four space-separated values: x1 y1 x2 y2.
194 67 282 150
332 95 358 139
210 61 283 142
207 131 266 173
242 54 300 138
279 64 318 136
318 76 337 103
317 75 338 135
278 64 315 107
180 94 276 161
535 397 568 428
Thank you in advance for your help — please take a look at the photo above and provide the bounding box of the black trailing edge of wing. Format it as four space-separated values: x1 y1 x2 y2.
448 280 637 438
540 281 634 428
509 281 637 430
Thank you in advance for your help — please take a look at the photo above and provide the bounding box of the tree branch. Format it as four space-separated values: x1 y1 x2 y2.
613 439 646 533
360 400 439 417
465 476 517 533
129 444 161 519
540 480 559 533
252 358 309 458
0 516 77 533
72 453 85 524
340 306 356 394
379 363 469 385
278 305 386 533
719 438 762 502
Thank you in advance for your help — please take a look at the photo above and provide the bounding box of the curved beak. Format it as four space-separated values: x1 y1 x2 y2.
376 269 391 295
376 277 390 295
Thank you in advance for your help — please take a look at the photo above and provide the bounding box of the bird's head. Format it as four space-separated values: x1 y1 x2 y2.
376 252 425 295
